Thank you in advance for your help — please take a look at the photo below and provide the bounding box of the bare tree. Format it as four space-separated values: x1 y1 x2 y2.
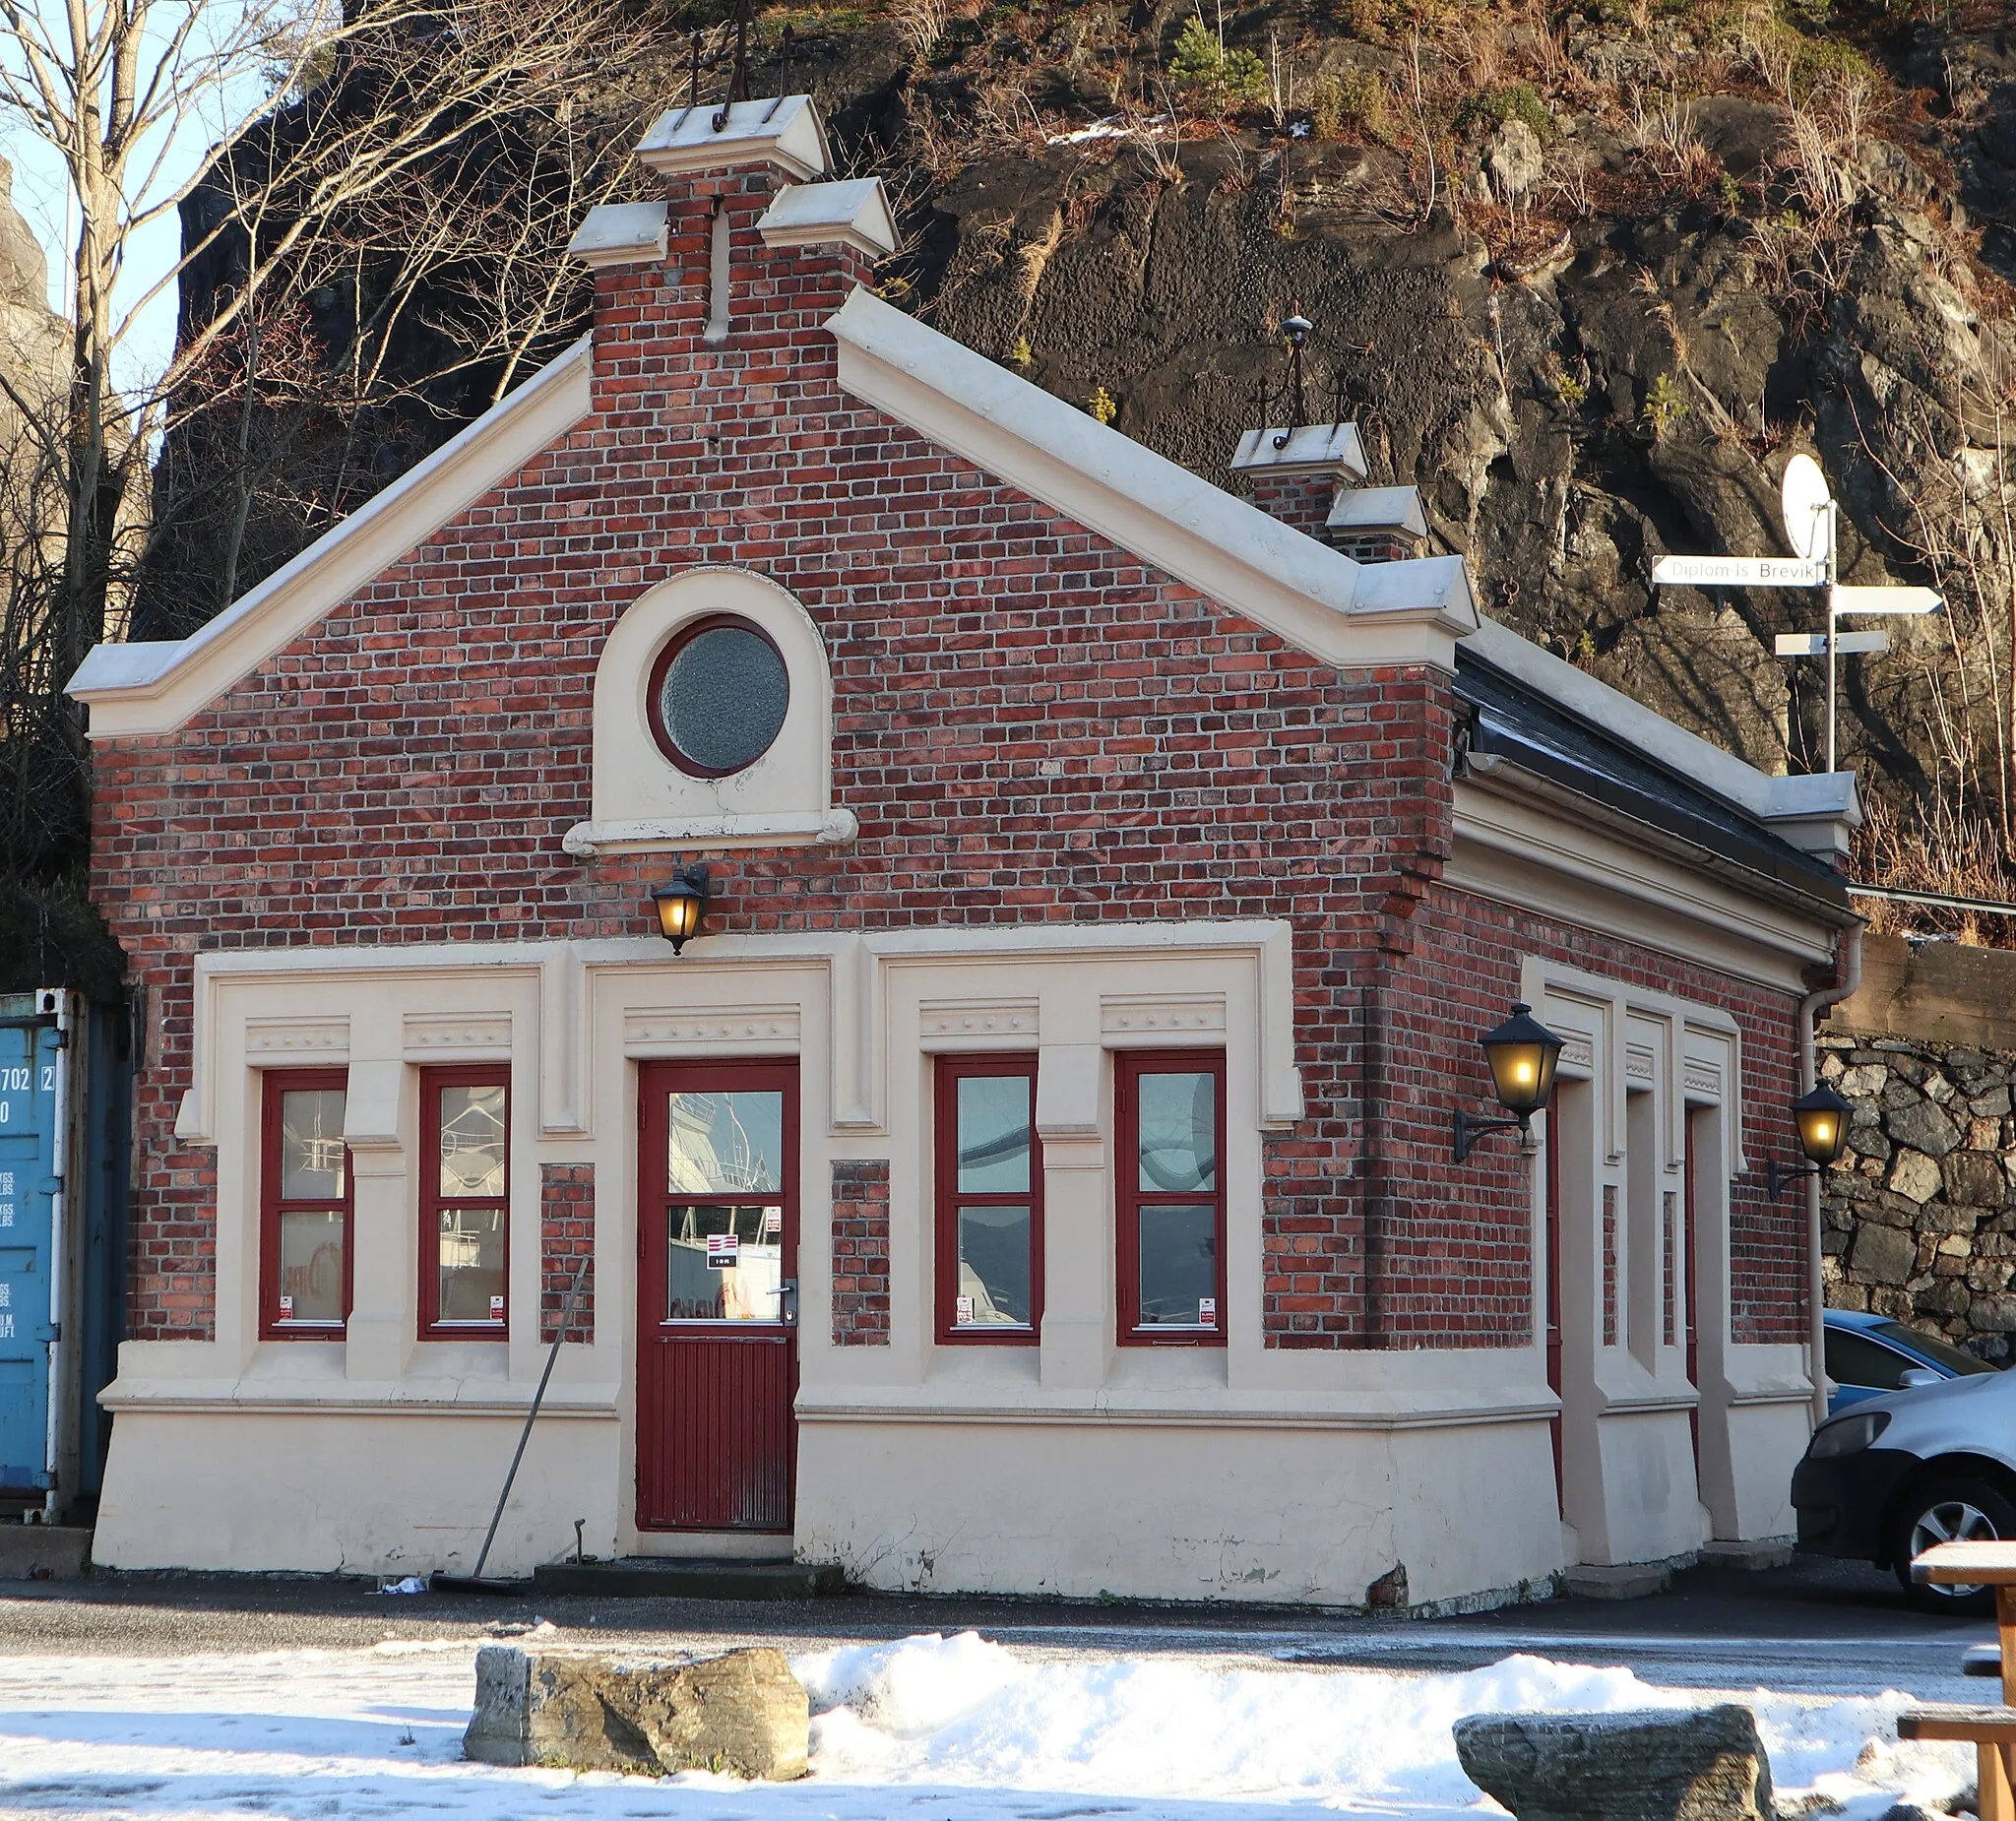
0 0 654 908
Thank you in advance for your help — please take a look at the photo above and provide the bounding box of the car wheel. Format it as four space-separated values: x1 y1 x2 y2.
1890 1476 2016 1615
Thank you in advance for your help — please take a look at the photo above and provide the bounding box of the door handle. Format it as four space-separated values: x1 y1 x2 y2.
777 1280 798 1329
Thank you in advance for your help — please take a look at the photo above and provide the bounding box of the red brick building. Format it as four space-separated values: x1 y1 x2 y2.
69 95 1858 1602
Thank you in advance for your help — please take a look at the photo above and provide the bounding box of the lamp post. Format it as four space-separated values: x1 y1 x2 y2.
1453 1001 1566 1162
650 864 712 954
1765 1082 1852 1196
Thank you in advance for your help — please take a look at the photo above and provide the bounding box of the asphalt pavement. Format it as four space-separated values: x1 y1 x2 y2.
0 1554 1991 1700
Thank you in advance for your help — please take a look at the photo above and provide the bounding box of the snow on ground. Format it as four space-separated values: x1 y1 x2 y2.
0 1631 1976 1821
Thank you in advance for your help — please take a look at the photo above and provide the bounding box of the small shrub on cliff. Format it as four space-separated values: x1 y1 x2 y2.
1168 15 1270 110
1454 82 1554 143
1642 371 1688 435
1309 67 1388 138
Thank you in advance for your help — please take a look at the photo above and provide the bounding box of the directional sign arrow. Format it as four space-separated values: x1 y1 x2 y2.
1831 585 1942 615
1653 555 1829 588
1775 631 1889 658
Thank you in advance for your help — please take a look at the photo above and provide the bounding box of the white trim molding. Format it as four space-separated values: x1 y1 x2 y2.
69 338 594 739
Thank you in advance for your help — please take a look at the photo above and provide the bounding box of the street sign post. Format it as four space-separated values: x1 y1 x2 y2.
1650 555 1827 588
1654 456 1944 772
1831 586 1942 615
1774 631 1889 657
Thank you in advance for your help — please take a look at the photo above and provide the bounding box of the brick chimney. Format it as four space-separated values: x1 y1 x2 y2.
1230 422 1428 562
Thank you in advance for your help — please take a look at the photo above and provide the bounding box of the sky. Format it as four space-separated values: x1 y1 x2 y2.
1 0 289 406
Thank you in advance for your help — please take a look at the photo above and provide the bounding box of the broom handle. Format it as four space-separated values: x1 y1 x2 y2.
471 1250 593 1582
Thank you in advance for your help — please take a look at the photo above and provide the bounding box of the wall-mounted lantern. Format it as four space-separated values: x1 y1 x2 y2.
1764 1082 1852 1196
1454 1001 1566 1162
650 864 712 954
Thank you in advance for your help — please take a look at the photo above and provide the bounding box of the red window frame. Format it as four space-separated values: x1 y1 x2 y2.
1115 1049 1228 1347
259 1067 353 1341
934 1054 1043 1346
418 1065 510 1340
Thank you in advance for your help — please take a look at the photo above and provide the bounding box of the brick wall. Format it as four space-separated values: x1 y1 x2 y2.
540 1163 595 1344
830 1159 891 1346
87 151 1812 1353
1243 470 1338 539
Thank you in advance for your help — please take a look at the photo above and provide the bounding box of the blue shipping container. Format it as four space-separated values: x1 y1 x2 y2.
0 1014 61 1491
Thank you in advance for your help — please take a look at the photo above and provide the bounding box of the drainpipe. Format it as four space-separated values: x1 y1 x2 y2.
1799 923 1862 1427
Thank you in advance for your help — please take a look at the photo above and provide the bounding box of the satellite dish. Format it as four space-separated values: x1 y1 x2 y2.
1781 454 1832 563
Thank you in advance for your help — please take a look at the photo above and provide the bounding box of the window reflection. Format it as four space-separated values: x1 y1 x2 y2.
666 1202 785 1322
1136 1072 1217 1192
667 1092 783 1194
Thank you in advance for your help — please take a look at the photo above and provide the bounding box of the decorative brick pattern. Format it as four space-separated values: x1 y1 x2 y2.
831 1160 891 1346
85 152 1817 1357
540 1162 596 1344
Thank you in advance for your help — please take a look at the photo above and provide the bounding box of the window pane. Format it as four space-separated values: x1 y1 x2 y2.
1138 1202 1217 1327
667 1092 784 1194
280 1090 346 1201
277 1208 346 1323
659 624 789 774
439 1084 506 1200
665 1202 784 1322
956 1075 1031 1193
956 1204 1031 1325
1870 1321 1999 1377
437 1205 506 1324
1823 1328 1910 1392
1137 1072 1217 1193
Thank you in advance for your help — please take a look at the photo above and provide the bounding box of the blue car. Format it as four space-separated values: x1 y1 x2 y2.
1823 1308 1999 1416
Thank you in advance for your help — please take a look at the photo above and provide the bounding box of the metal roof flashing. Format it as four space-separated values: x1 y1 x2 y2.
1456 650 1854 917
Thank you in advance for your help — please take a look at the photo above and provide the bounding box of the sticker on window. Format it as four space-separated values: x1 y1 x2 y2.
706 1232 739 1268
279 1295 294 1316
955 1294 974 1326
489 1294 506 1318
1198 1297 1218 1328
763 1208 783 1235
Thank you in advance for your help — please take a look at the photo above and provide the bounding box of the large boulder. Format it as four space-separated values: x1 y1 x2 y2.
464 1644 809 1779
1454 1705 1773 1821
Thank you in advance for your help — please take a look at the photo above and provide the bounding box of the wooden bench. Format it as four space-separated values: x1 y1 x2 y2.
1898 1709 2016 1821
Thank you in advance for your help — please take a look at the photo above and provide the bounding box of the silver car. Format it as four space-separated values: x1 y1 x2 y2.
1793 1363 2016 1613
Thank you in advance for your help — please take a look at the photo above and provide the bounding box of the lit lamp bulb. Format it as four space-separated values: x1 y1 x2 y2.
1791 1083 1851 1169
649 866 711 955
1480 1001 1566 1128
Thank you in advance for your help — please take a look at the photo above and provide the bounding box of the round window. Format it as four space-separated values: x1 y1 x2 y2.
647 615 791 778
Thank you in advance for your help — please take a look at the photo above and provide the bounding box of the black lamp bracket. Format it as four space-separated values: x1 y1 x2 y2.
1764 1158 1820 1198
676 861 711 895
1454 1109 1533 1163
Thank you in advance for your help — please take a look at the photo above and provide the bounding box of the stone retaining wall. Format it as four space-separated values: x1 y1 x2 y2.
1817 1027 2016 1359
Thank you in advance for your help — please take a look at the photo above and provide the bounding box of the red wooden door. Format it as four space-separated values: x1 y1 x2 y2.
637 1060 798 1533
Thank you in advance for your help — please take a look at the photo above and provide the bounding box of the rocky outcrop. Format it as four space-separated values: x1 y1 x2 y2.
1454 1705 1774 1821
463 1644 810 1779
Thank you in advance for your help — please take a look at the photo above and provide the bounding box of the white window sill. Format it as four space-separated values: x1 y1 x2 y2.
562 809 857 856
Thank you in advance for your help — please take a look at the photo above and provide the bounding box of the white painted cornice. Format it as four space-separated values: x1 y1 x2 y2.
827 287 1479 672
67 337 594 739
637 93 829 181
758 178 897 260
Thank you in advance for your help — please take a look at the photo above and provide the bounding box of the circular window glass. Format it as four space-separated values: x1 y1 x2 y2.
648 616 790 778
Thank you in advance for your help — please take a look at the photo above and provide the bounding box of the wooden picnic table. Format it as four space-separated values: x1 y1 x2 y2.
1902 1541 2016 1821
